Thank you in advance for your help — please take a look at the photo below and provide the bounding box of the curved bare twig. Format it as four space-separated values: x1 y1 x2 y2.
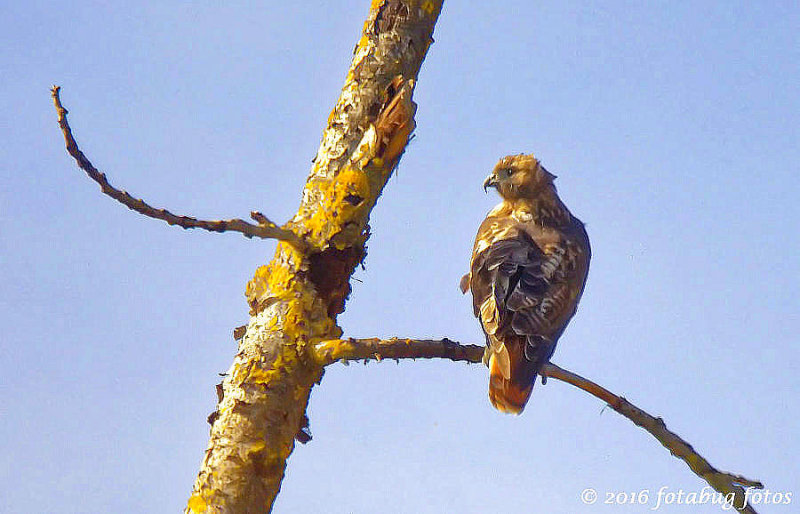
50 86 308 249
312 337 764 514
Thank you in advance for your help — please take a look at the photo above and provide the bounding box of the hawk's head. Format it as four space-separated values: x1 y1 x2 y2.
483 153 556 201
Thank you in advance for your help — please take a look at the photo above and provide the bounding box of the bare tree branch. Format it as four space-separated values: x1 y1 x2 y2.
50 86 308 249
313 337 484 365
312 337 764 513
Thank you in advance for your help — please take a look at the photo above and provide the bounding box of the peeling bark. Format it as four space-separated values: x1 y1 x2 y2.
186 2 443 512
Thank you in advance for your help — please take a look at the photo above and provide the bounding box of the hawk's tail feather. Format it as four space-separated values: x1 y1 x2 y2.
488 364 535 414
488 336 554 414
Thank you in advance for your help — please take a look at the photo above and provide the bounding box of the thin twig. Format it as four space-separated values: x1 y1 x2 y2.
312 337 764 514
50 86 308 249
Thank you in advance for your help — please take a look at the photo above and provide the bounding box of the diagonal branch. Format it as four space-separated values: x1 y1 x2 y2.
312 337 764 514
185 2 443 512
50 86 308 249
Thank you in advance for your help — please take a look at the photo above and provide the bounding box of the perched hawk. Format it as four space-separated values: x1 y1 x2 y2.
461 154 590 414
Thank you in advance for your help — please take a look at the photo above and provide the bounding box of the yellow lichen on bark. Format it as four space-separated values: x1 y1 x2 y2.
187 1 443 512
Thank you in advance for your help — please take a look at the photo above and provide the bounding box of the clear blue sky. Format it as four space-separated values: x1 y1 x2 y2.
2 2 798 513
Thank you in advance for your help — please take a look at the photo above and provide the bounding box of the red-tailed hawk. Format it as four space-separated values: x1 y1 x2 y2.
461 154 591 414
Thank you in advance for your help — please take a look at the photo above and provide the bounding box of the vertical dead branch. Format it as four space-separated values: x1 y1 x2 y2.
185 2 443 512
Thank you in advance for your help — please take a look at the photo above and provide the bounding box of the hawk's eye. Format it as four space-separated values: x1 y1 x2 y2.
502 168 513 178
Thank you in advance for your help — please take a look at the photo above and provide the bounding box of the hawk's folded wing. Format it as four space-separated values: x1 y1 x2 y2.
470 227 586 375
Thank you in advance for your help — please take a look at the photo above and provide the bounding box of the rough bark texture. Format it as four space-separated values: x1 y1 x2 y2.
186 2 443 512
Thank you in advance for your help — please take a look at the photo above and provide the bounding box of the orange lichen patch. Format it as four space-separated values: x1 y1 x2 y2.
245 243 308 315
302 162 375 246
245 261 296 315
244 361 280 386
310 339 356 366
337 165 371 199
187 492 208 512
245 265 273 313
282 286 337 337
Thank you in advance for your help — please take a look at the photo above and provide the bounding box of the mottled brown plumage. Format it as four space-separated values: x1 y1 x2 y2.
461 154 590 414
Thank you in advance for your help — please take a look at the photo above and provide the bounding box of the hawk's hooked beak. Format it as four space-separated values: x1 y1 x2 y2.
483 174 498 193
